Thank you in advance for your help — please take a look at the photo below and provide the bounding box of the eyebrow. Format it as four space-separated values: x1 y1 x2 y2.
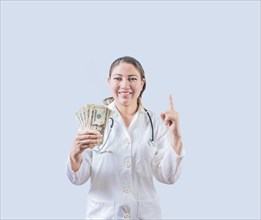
112 74 139 77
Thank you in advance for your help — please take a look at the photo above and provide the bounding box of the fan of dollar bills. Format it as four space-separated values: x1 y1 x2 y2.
76 104 112 145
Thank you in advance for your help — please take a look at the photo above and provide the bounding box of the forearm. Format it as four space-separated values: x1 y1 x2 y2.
70 153 83 172
171 132 182 156
152 146 184 184
66 155 91 185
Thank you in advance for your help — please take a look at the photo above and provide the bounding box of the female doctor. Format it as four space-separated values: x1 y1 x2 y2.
66 56 184 220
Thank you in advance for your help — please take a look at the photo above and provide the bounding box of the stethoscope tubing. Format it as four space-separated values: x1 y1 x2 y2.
144 108 154 144
94 108 154 153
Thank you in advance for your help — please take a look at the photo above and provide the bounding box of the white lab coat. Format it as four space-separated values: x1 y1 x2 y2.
67 102 184 220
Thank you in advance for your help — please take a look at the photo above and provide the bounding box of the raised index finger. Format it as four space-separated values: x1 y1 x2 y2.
169 95 175 112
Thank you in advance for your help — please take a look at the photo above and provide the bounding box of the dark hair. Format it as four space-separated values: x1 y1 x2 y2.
103 56 146 105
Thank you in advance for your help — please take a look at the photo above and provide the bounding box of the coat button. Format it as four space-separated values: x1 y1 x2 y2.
124 187 130 193
124 162 131 168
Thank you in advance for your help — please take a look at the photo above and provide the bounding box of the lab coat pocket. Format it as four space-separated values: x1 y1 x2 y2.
135 145 157 178
86 197 115 219
138 198 162 219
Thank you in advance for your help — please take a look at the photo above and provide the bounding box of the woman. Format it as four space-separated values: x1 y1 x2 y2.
66 56 184 219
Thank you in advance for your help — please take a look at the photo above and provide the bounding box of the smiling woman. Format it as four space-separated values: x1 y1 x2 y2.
109 64 144 107
66 56 184 220
106 56 146 101
107 57 146 126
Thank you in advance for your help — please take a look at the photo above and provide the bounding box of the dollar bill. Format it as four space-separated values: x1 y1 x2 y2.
75 104 112 145
76 107 85 130
89 105 110 135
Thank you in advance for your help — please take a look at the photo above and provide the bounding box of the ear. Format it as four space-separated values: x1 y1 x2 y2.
141 79 145 89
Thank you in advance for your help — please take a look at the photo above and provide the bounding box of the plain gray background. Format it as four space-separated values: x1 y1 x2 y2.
1 1 260 219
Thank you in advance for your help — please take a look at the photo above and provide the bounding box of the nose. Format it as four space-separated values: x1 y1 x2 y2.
120 77 130 88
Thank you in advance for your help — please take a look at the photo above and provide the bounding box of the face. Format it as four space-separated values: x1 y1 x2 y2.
108 62 145 108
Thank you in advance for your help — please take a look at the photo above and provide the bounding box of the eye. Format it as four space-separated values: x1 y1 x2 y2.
113 77 122 81
128 77 138 81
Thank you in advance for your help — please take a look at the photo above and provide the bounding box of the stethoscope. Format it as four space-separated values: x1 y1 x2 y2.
93 108 154 154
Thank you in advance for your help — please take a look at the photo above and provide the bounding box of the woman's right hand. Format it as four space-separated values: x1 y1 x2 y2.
70 130 102 171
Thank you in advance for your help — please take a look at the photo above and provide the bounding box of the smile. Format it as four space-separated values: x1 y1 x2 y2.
119 91 132 94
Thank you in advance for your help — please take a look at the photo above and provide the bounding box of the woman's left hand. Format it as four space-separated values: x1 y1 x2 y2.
161 95 182 155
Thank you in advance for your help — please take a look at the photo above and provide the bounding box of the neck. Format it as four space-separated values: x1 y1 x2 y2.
115 102 139 117
115 103 139 128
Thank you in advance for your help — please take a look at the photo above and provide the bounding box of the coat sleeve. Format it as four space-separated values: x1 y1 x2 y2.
151 119 185 184
66 149 92 185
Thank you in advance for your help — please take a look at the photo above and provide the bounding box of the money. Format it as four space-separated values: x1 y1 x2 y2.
75 104 112 145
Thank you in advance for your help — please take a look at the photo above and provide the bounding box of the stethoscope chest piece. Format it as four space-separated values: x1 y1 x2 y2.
148 139 155 147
